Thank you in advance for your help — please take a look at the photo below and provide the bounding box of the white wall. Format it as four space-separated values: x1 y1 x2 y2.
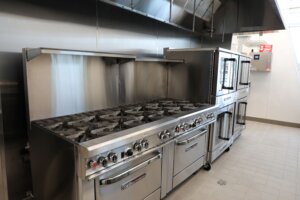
247 30 300 124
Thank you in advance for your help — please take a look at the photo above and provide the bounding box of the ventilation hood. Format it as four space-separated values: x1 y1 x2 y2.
99 0 284 34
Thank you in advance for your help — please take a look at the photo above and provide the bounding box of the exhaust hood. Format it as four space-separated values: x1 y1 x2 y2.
99 0 284 34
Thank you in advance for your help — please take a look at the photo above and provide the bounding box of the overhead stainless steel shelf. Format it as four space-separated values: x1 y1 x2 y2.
24 48 137 61
135 57 184 63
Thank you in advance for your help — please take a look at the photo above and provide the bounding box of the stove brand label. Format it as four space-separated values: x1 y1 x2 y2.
121 173 147 190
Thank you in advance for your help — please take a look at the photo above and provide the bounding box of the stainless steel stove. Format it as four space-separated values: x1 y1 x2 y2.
29 99 217 200
23 48 219 200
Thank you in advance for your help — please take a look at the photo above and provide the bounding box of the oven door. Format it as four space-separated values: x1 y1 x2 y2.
211 103 235 151
234 97 248 135
237 57 251 90
173 127 207 175
95 151 162 200
216 52 238 96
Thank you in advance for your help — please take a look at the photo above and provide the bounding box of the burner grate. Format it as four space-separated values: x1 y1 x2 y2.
35 99 208 143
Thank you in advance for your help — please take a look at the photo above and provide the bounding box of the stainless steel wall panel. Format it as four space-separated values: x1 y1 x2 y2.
25 54 123 121
0 52 32 200
0 0 97 53
25 51 170 121
0 87 8 200
132 62 168 102
167 51 214 103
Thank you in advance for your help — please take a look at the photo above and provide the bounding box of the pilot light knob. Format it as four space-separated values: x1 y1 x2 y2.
88 160 97 169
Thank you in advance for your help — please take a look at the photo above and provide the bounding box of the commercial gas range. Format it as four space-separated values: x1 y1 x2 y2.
29 99 217 200
22 48 220 200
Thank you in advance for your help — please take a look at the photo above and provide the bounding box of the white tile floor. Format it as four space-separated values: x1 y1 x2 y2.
166 121 300 200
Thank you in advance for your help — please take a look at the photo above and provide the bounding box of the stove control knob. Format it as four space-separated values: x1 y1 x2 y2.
141 139 149 149
192 120 198 127
165 130 171 138
125 148 134 156
198 117 203 123
108 152 118 163
88 160 97 169
159 131 168 140
175 125 181 132
98 157 108 167
207 113 214 119
133 142 142 152
180 123 188 131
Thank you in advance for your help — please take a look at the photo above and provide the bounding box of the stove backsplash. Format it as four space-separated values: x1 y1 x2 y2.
26 53 170 121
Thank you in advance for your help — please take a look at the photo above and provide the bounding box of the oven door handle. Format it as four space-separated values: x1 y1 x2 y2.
99 153 161 186
218 111 233 141
222 58 236 90
176 129 207 145
239 61 251 86
237 102 247 125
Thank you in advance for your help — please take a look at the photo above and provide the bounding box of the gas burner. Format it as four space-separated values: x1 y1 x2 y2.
161 103 178 107
56 128 86 139
145 103 159 107
88 122 119 135
175 100 190 104
99 109 121 116
146 110 165 121
124 110 144 116
123 119 145 128
167 109 183 115
38 120 63 130
122 115 144 123
122 105 142 112
164 106 181 111
35 99 211 143
121 115 145 128
158 100 173 104
99 115 121 122
181 105 199 111
67 115 96 126
145 103 160 110
194 103 209 108
177 103 194 107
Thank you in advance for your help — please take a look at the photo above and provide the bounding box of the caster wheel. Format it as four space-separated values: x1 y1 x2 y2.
203 163 211 171
225 147 230 152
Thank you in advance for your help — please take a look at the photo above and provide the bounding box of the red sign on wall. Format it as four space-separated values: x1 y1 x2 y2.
259 44 273 52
